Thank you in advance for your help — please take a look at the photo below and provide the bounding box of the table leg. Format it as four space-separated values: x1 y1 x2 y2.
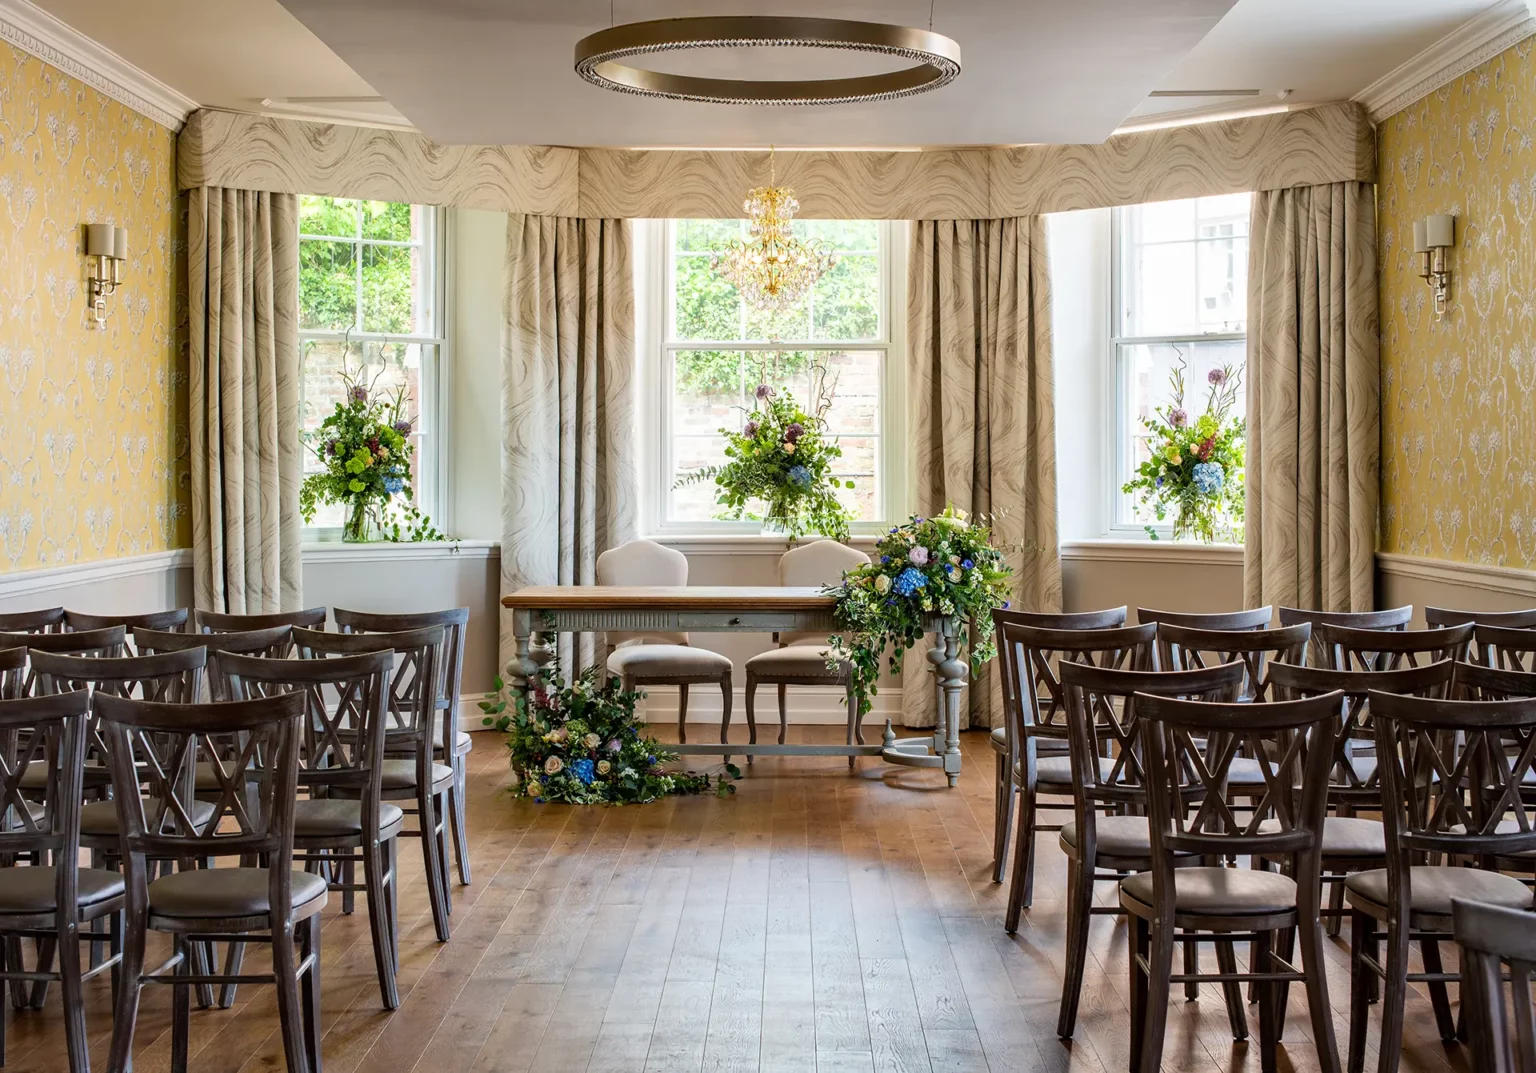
933 620 967 788
509 609 538 715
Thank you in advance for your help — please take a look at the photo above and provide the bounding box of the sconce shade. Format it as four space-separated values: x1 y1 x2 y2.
113 227 128 261
1412 219 1428 254
84 223 114 257
1425 214 1454 249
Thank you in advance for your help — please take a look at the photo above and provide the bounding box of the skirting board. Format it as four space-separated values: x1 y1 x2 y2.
456 686 902 731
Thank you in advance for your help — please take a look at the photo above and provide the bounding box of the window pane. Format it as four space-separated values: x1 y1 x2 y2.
743 299 811 344
676 218 741 252
673 351 746 435
299 195 358 239
802 219 879 251
673 254 741 341
361 200 416 242
811 255 879 340
360 243 424 335
298 240 357 331
1119 193 1250 338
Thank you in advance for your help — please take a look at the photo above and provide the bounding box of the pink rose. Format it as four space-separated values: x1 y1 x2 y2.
908 545 930 566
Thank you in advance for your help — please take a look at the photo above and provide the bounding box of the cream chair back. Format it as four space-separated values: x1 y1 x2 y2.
777 540 871 646
597 539 690 647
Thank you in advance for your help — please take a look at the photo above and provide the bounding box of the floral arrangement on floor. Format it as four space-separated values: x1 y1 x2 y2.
299 364 445 542
675 364 854 542
479 665 738 803
1121 358 1246 543
827 507 1014 716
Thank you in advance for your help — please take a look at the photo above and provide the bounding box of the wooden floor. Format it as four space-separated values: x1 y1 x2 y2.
5 726 1478 1073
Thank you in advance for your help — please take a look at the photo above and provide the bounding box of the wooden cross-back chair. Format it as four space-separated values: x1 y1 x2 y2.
1154 622 1310 700
1137 606 1274 631
293 624 453 943
0 689 123 1072
1427 607 1536 629
1319 621 1473 674
1127 689 1346 1073
1046 659 1246 1041
994 619 1154 905
96 690 324 1073
222 647 402 1010
1279 606 1413 667
135 625 295 701
0 648 24 701
0 627 125 699
1264 659 1455 938
64 609 189 652
1344 685 1536 1073
0 608 64 634
1454 897 1536 1073
1476 625 1536 674
194 607 329 633
989 606 1129 884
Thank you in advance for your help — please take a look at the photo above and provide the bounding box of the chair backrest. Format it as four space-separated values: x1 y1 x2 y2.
775 542 870 645
334 608 469 720
135 626 295 701
1155 621 1311 700
1278 605 1413 630
1060 660 1245 816
994 606 1128 631
1476 625 1536 674
195 607 329 633
293 625 444 752
1265 659 1455 800
1367 688 1536 861
65 608 189 638
29 646 206 703
597 539 690 646
95 692 305 876
1453 897 1536 1073
222 649 392 803
1135 690 1343 867
995 621 1155 756
0 626 126 698
1317 621 1473 672
1136 606 1272 630
0 607 64 634
1452 661 1536 702
0 690 89 870
1426 606 1536 629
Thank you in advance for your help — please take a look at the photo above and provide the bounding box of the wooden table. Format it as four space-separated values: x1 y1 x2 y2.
501 585 969 785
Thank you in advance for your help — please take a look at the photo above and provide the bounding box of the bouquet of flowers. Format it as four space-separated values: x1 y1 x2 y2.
479 665 737 804
676 364 854 542
1121 358 1246 543
827 507 1014 716
299 365 444 542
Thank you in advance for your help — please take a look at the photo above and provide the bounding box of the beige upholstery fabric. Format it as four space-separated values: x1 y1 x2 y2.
745 646 840 673
379 759 454 791
1245 182 1379 613
597 539 689 646
1060 816 1160 860
608 644 731 678
501 215 637 673
1260 816 1384 857
905 218 1062 730
1122 867 1297 915
80 798 215 837
775 540 870 647
293 799 404 837
148 868 328 919
0 867 123 913
188 187 303 614
1345 866 1532 919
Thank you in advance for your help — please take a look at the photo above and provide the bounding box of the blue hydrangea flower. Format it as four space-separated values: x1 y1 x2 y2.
571 759 596 785
891 567 928 597
961 559 974 570
383 476 405 495
788 464 812 489
1191 462 1225 496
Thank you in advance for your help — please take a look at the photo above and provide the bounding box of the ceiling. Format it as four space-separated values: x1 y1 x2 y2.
22 0 1522 145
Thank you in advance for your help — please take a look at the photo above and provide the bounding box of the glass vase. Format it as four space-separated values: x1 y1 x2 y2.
342 500 379 543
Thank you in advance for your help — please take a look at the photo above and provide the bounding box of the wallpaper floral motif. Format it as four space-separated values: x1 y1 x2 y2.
1379 38 1536 568
0 42 188 570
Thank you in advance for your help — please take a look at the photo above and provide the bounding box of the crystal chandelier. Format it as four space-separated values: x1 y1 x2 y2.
712 149 836 312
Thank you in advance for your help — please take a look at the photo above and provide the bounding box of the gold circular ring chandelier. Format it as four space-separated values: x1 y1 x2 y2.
573 17 962 106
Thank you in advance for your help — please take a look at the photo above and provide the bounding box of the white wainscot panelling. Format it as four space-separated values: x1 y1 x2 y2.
0 549 193 616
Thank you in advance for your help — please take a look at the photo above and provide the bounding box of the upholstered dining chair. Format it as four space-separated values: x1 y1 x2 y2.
597 539 734 744
97 690 324 1073
743 540 870 761
989 606 1128 884
1453 897 1536 1073
334 607 473 887
195 607 329 633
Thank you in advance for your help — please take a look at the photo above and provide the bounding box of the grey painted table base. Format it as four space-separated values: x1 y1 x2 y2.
502 587 968 787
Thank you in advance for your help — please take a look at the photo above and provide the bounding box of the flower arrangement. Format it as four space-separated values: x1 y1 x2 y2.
299 364 444 542
827 507 1014 716
1121 358 1246 543
479 665 738 804
676 363 854 542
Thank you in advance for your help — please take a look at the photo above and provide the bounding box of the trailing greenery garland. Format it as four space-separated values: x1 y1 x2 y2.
827 507 1014 716
480 665 738 804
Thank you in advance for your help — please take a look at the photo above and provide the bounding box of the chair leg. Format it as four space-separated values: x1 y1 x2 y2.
1056 854 1092 1038
777 684 788 746
419 789 453 942
449 754 472 886
744 676 758 749
301 914 324 1073
1374 905 1412 1073
1183 935 1200 1001
341 857 356 914
5 938 25 1010
1298 904 1343 1073
186 937 217 1010
1214 939 1249 1040
1254 931 1278 1073
1129 915 1150 1073
386 835 401 961
272 922 311 1073
0 934 7 1067
1139 914 1177 1073
1420 938 1457 1042
171 934 191 1073
108 905 146 1073
436 798 454 917
1347 909 1372 1073
59 919 89 1073
1004 783 1036 932
1326 872 1346 938
719 675 732 758
677 683 689 744
991 752 1015 884
29 937 54 1008
219 934 246 1009
364 838 401 1010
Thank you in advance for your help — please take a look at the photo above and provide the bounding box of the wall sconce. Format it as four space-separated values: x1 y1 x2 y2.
83 223 128 328
1412 214 1455 320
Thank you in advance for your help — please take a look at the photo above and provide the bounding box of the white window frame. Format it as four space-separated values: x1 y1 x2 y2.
297 203 451 540
640 218 906 538
1107 200 1248 539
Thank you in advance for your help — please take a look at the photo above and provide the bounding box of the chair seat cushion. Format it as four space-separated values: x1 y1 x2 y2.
745 646 844 676
1060 816 1166 860
455 729 473 755
1344 865 1533 919
990 727 1069 756
294 798 404 837
1020 754 1113 788
22 761 111 789
81 798 217 837
1256 816 1385 858
148 868 329 919
0 866 124 915
608 644 732 678
380 759 454 791
1122 866 1297 915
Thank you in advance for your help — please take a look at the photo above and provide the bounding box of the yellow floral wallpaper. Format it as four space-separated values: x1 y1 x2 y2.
0 42 188 570
1379 38 1536 568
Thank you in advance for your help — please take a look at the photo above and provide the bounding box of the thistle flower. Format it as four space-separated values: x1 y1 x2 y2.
393 419 413 436
743 420 760 437
1208 367 1227 386
1169 408 1188 428
755 384 773 399
785 422 805 443
348 385 369 403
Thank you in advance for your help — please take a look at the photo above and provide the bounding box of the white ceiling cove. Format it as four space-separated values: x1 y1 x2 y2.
269 0 1239 148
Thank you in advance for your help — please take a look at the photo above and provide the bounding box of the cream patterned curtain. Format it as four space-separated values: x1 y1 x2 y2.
501 215 637 673
904 218 1061 729
1244 182 1379 612
188 187 302 613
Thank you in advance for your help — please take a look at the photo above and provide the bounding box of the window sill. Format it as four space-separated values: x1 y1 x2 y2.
1059 539 1243 566
301 540 499 564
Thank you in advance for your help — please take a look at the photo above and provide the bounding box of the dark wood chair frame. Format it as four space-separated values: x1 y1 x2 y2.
64 609 189 645
1136 606 1273 631
0 609 65 634
989 606 1128 883
1127 689 1346 1073
194 607 329 633
996 620 1154 910
1153 621 1311 700
1453 896 1536 1073
97 690 323 1073
1052 658 1247 1039
0 628 126 698
1318 621 1473 673
1477 625 1536 674
134 625 297 702
1346 680 1536 1073
1279 606 1413 667
1427 608 1536 664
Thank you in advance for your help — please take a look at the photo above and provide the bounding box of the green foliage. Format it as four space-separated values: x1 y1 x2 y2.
298 357 446 542
298 197 419 334
479 666 738 803
675 362 854 542
828 508 1015 717
1121 355 1246 543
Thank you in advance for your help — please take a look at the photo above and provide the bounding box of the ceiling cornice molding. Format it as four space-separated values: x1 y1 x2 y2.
0 0 196 131
1353 0 1536 124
